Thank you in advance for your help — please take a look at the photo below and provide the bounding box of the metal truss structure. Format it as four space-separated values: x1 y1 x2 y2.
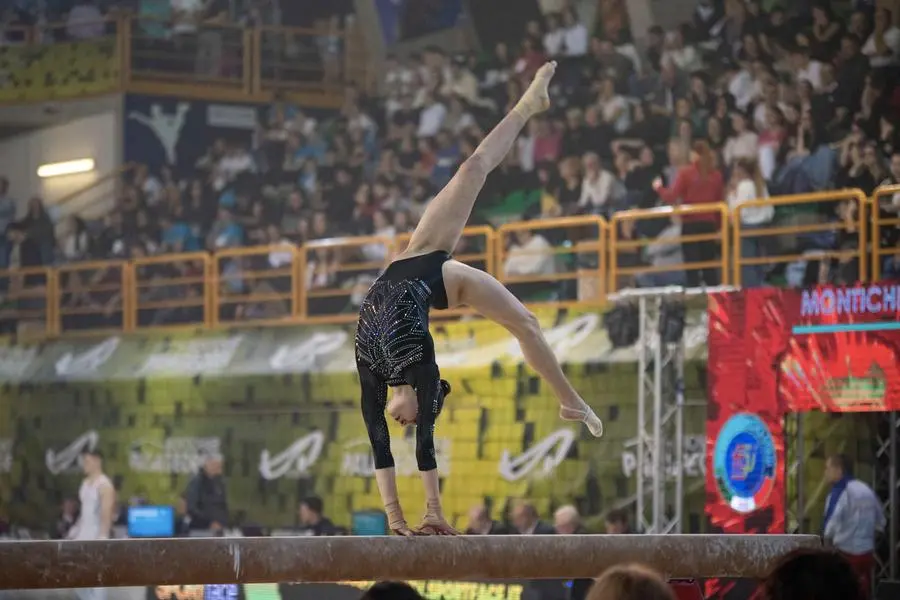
608 285 734 534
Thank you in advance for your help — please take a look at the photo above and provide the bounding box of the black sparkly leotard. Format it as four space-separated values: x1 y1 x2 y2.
355 251 452 473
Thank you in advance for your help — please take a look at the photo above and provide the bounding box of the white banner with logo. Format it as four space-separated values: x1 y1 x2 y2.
259 431 326 480
498 429 575 482
620 435 706 479
45 431 99 475
137 336 243 377
129 437 221 474
340 437 452 478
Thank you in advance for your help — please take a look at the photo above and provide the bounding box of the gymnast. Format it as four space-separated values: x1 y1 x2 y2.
354 61 603 537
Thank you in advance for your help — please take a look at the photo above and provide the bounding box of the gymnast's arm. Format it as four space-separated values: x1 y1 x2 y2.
359 366 414 534
358 364 393 469
413 374 457 533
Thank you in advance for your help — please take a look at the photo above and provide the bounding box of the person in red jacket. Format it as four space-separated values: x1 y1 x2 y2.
652 140 724 287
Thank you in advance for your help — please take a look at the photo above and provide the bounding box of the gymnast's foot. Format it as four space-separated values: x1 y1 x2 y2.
560 400 604 438
515 61 556 118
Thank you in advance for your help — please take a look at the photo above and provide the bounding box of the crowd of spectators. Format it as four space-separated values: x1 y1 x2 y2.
4 0 900 330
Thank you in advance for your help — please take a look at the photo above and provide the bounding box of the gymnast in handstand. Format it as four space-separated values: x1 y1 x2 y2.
355 62 603 537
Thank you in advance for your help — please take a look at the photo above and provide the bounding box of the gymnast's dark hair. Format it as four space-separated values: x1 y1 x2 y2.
360 581 425 600
758 549 861 600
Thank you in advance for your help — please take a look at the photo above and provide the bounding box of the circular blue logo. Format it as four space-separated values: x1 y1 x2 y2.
713 413 776 514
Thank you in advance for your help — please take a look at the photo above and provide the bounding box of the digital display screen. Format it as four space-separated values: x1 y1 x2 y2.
128 505 175 538
350 510 387 536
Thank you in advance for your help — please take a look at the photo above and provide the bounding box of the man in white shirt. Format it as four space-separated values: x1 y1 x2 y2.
823 454 885 598
69 449 116 600
792 46 823 90
578 152 615 214
543 13 565 57
171 0 204 35
417 92 447 138
560 9 588 57
66 0 105 40
862 7 900 68
503 230 555 276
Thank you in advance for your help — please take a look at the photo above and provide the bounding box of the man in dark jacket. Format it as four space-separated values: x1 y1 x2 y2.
513 502 565 600
184 455 228 534
464 504 511 535
299 496 341 536
554 505 592 600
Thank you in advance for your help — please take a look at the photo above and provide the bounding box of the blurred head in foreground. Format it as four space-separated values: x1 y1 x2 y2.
360 581 425 600
587 564 675 600
758 549 861 600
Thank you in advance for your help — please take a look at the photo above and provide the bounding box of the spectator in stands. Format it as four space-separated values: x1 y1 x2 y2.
174 496 191 537
66 0 105 40
464 504 510 535
513 501 563 600
512 501 555 535
883 241 900 279
652 141 724 287
635 219 686 288
6 222 43 270
21 197 55 266
758 549 861 600
0 176 15 269
586 564 675 600
560 7 589 58
723 112 759 168
862 8 900 69
553 505 585 535
207 208 244 250
822 454 885 597
603 508 631 534
504 228 555 277
361 582 424 600
728 158 773 287
59 216 91 263
578 152 616 216
184 455 229 535
298 496 340 536
52 497 79 540
554 505 592 600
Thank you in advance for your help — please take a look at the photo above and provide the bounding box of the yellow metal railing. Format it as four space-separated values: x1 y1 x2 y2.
0 267 55 339
301 235 394 324
55 261 128 336
610 203 729 292
132 252 212 331
0 16 369 107
733 189 868 287
213 245 298 328
872 185 900 281
2 187 899 338
498 216 607 305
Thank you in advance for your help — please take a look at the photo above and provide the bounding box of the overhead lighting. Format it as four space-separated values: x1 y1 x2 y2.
37 158 95 178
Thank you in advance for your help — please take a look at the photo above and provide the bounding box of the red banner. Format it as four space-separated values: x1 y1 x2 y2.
706 284 900 535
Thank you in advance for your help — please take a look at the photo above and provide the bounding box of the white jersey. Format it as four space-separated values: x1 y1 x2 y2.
73 474 113 540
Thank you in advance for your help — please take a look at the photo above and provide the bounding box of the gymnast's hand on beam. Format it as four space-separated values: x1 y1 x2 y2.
414 506 460 536
386 500 421 537
391 522 421 537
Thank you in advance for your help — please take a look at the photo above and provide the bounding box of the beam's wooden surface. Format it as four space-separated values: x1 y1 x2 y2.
0 534 821 589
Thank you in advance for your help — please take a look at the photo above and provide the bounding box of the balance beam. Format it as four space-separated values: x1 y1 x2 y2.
0 534 820 589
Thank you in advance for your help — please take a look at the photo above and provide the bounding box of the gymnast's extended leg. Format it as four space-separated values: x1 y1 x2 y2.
443 260 603 436
404 61 557 255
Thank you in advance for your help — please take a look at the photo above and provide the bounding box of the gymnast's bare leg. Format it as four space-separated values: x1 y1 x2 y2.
396 60 602 436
